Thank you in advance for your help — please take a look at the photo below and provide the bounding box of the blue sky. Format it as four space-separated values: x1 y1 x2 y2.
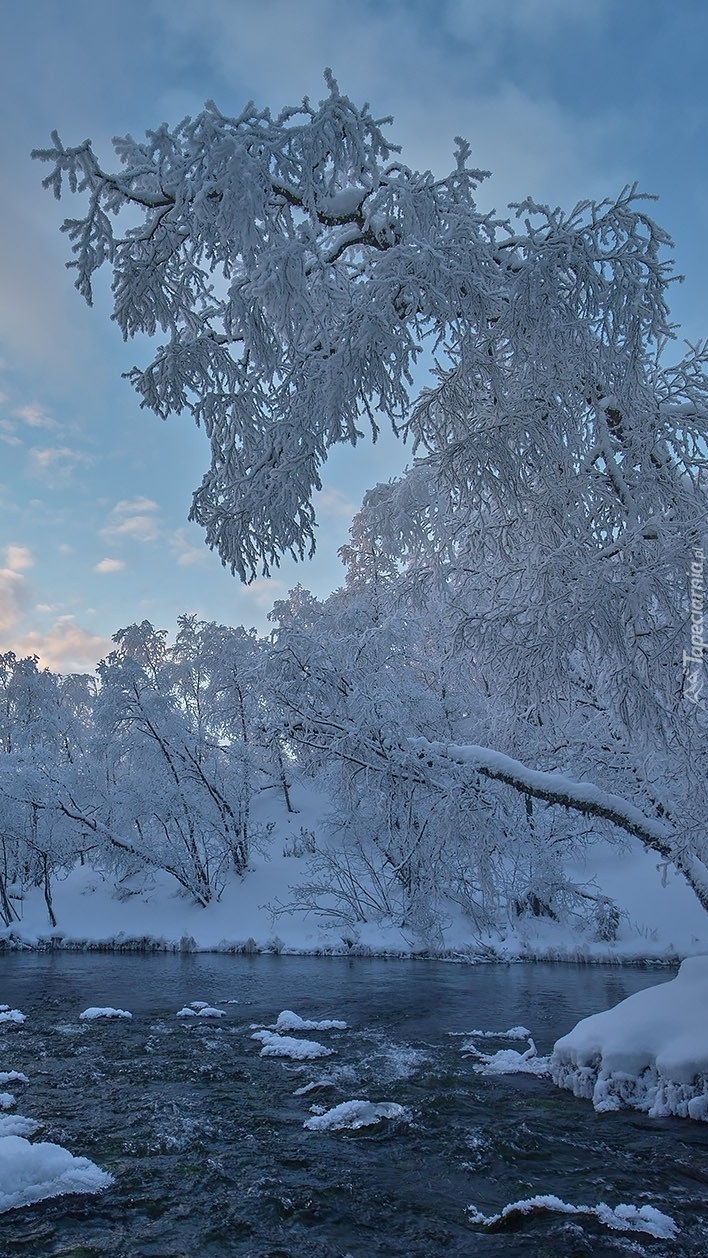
1 0 707 671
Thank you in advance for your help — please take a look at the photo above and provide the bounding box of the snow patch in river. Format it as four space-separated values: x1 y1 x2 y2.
467 1193 678 1239
471 1048 551 1077
272 1009 347 1032
252 1030 334 1060
461 1032 551 1077
176 1002 226 1019
450 1026 531 1040
79 1006 132 1021
0 1134 112 1214
0 1007 26 1025
304 1099 411 1131
0 1114 40 1138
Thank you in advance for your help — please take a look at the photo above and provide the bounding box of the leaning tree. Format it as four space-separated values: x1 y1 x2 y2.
34 73 708 910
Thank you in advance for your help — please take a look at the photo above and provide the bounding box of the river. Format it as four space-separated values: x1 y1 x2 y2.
1 954 706 1256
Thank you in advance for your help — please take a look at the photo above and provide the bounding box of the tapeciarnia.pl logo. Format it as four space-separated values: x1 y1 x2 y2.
684 547 706 704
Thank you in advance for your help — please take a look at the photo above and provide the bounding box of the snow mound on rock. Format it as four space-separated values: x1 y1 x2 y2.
470 1047 551 1077
0 1134 112 1214
273 1009 347 1032
176 1003 226 1018
467 1193 677 1239
304 1100 411 1131
551 954 708 1120
0 1115 40 1138
461 1030 550 1077
451 1026 531 1040
0 1007 26 1025
79 1007 132 1021
251 1030 333 1060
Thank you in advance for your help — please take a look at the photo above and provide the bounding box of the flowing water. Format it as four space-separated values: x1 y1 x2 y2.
1 954 707 1257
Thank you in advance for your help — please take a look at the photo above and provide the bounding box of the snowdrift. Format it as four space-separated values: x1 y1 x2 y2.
551 954 708 1120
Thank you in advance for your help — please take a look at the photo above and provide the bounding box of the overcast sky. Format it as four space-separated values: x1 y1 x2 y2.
1 0 707 671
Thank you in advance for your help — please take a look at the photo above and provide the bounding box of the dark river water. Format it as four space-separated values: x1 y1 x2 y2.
1 955 707 1257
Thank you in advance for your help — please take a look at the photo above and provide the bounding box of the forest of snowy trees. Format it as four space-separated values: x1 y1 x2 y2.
4 75 704 942
0 592 658 942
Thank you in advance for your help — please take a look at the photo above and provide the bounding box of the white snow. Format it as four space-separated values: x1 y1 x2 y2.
0 1072 29 1086
411 739 673 844
176 1003 226 1019
0 1133 113 1214
0 1009 26 1025
551 954 708 1120
3 801 708 964
251 1030 334 1060
0 1115 40 1138
459 1028 550 1076
0 1093 15 1111
79 1007 132 1021
452 1026 530 1040
293 1080 334 1097
303 1099 411 1131
292 1065 357 1096
468 1046 551 1078
467 1193 678 1240
272 1010 347 1032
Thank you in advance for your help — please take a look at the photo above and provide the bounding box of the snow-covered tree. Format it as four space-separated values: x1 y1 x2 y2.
35 76 708 914
0 654 93 925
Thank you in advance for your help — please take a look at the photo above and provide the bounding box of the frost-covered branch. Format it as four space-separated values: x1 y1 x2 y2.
37 76 706 578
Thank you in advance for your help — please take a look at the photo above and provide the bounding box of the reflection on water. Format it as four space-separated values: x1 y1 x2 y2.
1 954 706 1257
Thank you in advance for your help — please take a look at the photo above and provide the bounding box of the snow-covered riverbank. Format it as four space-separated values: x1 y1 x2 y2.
2 826 707 963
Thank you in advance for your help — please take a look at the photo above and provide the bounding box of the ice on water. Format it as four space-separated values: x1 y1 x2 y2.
0 1134 112 1215
176 1002 226 1019
0 1008 26 1025
304 1099 411 1131
272 1009 347 1032
252 1030 334 1060
0 1114 41 1138
468 1193 678 1240
458 1028 550 1077
80 1007 133 1021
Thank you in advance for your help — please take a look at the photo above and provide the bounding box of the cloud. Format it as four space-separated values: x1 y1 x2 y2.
29 443 95 483
315 487 359 522
94 557 126 574
112 496 160 515
0 568 32 632
241 576 287 609
102 497 161 543
444 0 609 41
0 420 22 447
153 0 623 210
170 527 209 568
4 545 34 572
8 617 111 674
14 403 59 431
